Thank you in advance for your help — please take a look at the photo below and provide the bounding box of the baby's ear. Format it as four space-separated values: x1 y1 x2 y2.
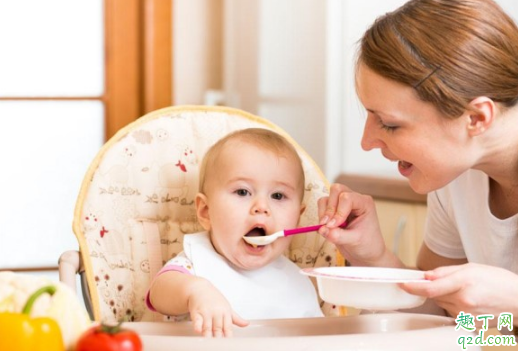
195 193 211 231
299 203 306 216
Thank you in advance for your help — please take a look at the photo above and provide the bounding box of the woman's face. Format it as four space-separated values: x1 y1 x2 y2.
356 63 475 194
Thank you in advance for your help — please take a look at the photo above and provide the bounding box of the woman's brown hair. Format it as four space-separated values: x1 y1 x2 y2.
358 0 518 118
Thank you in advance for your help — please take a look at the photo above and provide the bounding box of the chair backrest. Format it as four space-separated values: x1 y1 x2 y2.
73 105 338 323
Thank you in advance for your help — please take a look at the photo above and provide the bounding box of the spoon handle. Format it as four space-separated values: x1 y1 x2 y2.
284 221 347 237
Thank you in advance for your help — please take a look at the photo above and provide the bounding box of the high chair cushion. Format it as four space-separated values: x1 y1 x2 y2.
73 105 338 322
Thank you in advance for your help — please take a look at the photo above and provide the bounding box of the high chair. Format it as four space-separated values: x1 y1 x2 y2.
59 105 342 323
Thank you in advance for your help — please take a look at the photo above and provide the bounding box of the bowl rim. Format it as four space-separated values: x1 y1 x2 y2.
301 266 429 283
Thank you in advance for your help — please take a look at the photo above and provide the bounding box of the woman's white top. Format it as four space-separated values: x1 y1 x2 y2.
425 169 518 273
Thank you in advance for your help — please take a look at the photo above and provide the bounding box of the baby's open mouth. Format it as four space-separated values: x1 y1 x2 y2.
244 227 267 248
245 227 266 238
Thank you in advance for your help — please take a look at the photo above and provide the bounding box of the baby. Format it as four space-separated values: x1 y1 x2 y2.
146 128 322 337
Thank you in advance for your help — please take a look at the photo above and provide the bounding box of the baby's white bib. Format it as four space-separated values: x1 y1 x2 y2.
183 232 323 320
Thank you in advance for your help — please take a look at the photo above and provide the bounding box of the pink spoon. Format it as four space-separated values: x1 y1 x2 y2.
243 221 348 246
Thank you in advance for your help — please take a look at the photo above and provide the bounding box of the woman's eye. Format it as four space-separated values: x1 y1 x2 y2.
378 120 399 132
380 124 398 132
373 113 398 132
271 192 285 200
235 189 250 196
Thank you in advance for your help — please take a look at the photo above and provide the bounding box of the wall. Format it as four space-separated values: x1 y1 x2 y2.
337 0 407 179
173 0 404 181
173 0 223 105
173 0 328 177
223 0 328 178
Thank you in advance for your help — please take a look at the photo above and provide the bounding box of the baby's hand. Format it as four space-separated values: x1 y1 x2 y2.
188 284 248 337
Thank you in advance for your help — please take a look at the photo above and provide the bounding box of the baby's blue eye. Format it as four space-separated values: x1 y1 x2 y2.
271 192 284 200
235 189 250 196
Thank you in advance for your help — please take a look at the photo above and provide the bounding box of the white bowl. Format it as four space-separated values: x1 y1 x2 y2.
301 266 428 311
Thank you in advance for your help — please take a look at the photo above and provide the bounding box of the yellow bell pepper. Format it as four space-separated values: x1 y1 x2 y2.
0 285 65 351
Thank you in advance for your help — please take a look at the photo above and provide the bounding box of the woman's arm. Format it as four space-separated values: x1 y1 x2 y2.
403 244 518 327
416 243 468 271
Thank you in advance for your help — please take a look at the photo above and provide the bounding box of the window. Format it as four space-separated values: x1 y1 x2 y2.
0 0 172 274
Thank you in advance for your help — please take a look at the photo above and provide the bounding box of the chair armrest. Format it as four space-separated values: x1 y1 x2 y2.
58 250 82 294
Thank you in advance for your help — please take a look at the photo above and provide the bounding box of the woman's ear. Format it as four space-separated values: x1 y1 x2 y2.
195 193 211 231
466 96 496 136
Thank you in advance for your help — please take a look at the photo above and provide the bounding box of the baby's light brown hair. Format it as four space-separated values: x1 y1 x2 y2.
198 128 305 199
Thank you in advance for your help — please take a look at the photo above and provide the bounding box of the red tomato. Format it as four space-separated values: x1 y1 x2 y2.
76 323 143 351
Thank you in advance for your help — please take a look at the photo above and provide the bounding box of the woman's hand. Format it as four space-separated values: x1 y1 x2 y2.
402 263 518 327
188 282 249 337
317 183 402 267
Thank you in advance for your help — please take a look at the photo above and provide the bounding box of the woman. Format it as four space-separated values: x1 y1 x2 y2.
318 0 518 325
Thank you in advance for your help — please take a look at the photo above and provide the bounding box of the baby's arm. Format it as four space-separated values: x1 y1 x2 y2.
148 271 249 337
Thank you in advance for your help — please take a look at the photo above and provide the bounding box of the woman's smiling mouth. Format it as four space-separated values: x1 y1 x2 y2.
398 160 414 177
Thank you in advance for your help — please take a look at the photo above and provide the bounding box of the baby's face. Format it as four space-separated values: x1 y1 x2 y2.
199 141 305 270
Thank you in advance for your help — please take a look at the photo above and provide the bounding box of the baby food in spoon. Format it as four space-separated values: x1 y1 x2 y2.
243 222 347 246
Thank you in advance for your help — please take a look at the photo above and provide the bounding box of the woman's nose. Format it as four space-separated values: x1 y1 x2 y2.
361 116 386 151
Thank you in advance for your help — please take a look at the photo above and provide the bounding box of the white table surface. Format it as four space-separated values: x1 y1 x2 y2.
125 313 480 351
